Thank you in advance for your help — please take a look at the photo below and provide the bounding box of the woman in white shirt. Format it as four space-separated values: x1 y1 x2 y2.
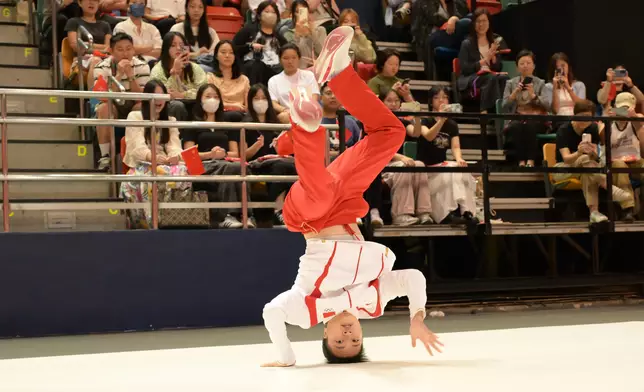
121 80 188 229
543 52 586 116
170 0 220 72
267 43 320 123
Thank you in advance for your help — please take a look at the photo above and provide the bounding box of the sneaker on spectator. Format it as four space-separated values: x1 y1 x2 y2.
418 213 434 225
590 211 608 223
247 217 257 229
219 214 243 229
393 214 419 226
370 209 384 227
274 210 285 226
97 155 111 172
313 26 354 86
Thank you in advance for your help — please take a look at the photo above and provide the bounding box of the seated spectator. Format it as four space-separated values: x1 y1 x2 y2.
170 0 220 71
234 1 286 85
283 0 327 69
502 50 549 114
380 89 433 226
233 83 297 226
503 100 549 167
601 92 644 222
411 0 470 80
307 0 339 33
97 0 128 28
457 8 508 113
113 0 163 63
206 40 251 122
145 0 185 37
553 100 632 223
247 0 287 20
42 0 81 62
597 66 644 115
183 84 253 228
268 43 319 124
412 86 477 225
120 80 186 229
65 0 112 80
338 9 377 64
367 49 414 102
93 33 151 171
320 83 361 155
543 52 586 116
150 32 208 120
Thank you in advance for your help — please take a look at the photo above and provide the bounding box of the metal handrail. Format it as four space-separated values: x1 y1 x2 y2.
0 88 172 100
1 174 300 182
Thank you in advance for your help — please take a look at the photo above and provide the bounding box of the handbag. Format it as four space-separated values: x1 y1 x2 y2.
159 188 210 228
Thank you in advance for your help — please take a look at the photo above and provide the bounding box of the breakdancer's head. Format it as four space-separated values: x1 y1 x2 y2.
322 310 367 364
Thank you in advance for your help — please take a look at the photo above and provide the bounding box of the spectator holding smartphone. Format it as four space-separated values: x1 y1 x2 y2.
543 52 586 116
368 48 414 102
283 0 327 69
338 9 377 64
502 50 549 114
597 65 644 115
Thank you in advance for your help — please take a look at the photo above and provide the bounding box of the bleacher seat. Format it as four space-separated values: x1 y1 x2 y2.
206 7 243 41
542 143 581 191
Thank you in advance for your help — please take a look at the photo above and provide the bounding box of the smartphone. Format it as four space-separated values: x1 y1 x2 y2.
297 7 308 24
582 133 591 143
494 36 503 44
181 45 189 55
400 101 420 112
402 78 411 85
522 76 533 86
614 69 627 78
613 106 629 117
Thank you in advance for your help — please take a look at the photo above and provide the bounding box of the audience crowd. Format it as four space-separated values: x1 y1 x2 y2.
40 0 644 227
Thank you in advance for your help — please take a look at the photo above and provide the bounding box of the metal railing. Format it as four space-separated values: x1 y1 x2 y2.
0 88 338 232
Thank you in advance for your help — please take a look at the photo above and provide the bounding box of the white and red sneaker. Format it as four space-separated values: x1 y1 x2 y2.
313 26 354 86
289 87 322 133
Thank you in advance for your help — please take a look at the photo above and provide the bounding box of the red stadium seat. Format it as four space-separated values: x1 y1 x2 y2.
206 6 243 41
357 63 377 82
121 137 130 174
468 0 503 14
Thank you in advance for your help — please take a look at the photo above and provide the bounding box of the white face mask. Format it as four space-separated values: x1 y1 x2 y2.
261 12 277 26
202 98 220 113
253 99 269 114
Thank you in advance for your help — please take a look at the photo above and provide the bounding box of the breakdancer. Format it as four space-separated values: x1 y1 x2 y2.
261 26 443 367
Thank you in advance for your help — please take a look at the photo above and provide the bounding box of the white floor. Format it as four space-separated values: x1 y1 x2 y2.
0 321 642 391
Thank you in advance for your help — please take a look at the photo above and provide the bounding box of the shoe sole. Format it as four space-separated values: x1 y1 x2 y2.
314 26 354 85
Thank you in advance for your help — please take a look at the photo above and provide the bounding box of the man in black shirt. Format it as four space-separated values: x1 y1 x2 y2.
553 100 632 223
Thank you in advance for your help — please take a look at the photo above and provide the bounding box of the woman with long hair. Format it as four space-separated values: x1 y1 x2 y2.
120 80 188 229
283 0 327 69
232 0 287 85
170 0 220 71
182 83 254 229
150 31 208 120
230 83 296 226
543 52 586 116
457 8 508 112
206 40 251 122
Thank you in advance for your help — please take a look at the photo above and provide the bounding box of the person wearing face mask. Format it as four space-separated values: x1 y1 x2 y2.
232 1 287 85
206 40 251 122
182 83 255 229
338 9 376 64
597 65 644 116
121 80 187 229
229 84 297 227
114 0 163 63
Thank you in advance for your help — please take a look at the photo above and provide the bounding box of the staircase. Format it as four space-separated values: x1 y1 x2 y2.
0 1 125 232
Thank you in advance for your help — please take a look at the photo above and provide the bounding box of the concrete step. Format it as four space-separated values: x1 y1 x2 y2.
0 22 28 44
1 141 95 170
409 79 450 91
0 209 126 232
400 61 424 73
8 122 80 140
6 93 66 114
0 43 39 66
376 41 412 53
0 2 17 23
0 65 52 88
0 172 110 199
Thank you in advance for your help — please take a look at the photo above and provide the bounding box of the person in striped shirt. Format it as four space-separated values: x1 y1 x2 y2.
93 32 151 171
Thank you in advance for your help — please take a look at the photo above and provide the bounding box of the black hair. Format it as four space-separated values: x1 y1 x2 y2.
547 52 575 85
290 0 309 24
110 32 134 47
427 86 451 109
516 49 535 65
378 88 402 103
247 83 279 123
573 99 596 115
320 82 330 94
469 8 495 44
212 40 242 79
183 0 212 51
376 48 401 73
192 83 224 121
160 32 195 82
140 80 170 145
279 42 301 59
256 0 280 25
322 338 367 364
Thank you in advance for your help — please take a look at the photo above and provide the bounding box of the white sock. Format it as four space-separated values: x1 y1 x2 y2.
99 143 110 157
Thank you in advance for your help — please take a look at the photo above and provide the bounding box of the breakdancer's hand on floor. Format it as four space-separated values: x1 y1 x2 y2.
410 311 443 356
260 361 295 368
